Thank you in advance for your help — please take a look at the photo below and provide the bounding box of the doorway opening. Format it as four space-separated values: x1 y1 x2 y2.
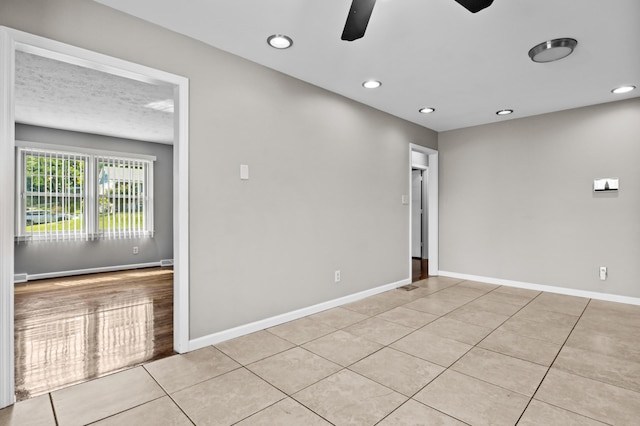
409 144 438 282
1 27 190 408
411 169 428 282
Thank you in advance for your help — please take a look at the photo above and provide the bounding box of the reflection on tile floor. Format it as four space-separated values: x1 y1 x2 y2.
2 276 640 425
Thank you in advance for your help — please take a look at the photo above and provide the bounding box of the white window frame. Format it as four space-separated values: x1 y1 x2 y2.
15 140 155 242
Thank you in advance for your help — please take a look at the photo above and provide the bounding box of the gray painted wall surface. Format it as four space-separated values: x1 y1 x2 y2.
14 124 174 276
0 0 438 339
439 98 640 298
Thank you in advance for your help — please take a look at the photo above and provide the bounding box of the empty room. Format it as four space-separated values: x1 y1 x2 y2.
1 0 639 425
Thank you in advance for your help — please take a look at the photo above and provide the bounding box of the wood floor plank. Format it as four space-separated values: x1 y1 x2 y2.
14 267 175 401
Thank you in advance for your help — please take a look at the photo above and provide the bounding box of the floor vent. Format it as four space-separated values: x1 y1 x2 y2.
397 284 418 291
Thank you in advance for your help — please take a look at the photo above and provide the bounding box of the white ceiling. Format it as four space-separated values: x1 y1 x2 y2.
92 0 640 132
15 51 175 144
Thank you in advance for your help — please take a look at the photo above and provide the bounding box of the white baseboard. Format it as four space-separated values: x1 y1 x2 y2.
14 261 167 283
13 273 27 284
188 277 412 351
438 270 640 306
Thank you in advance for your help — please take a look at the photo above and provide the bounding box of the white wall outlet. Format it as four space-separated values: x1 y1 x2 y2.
133 246 139 255
334 270 341 283
599 266 607 281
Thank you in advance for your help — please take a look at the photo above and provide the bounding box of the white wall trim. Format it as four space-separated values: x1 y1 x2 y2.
0 26 190 408
0 27 16 409
188 277 412 350
173 74 190 355
14 262 170 283
426 153 438 276
409 144 438 278
439 270 640 306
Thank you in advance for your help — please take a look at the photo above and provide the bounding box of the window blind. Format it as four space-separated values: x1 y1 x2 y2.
19 148 87 242
16 144 155 243
96 156 153 239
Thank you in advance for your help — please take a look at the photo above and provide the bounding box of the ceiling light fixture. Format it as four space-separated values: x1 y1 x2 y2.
496 109 513 116
419 107 435 114
611 85 636 94
267 34 293 49
528 38 577 63
362 80 381 89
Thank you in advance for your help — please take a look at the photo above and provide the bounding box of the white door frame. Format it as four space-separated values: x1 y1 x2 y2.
0 27 190 408
409 144 438 277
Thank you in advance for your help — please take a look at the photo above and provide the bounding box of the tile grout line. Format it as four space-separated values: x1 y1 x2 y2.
357 281 513 425
513 296 594 425
369 283 545 424
139 364 197 426
303 282 499 425
240 365 337 425
48 392 59 426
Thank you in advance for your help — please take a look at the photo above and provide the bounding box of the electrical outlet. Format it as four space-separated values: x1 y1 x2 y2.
334 270 341 283
133 246 139 255
599 266 607 281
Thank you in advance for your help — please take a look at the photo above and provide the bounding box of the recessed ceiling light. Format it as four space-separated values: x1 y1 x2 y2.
267 34 293 49
611 85 636 94
419 107 435 114
362 80 381 89
496 109 513 116
528 38 577 63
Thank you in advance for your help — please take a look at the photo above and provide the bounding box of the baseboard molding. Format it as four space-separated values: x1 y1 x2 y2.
188 277 412 351
438 270 640 306
14 261 170 283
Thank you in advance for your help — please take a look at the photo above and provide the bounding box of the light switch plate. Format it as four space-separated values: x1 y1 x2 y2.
240 164 249 180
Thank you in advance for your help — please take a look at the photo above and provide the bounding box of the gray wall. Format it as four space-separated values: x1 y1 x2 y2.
14 124 174 276
0 0 438 339
439 98 640 298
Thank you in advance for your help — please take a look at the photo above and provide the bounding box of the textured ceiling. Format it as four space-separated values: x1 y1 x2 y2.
93 0 640 131
15 51 175 144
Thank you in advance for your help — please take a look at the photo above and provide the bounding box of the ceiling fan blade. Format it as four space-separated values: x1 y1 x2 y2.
453 0 494 13
341 0 377 41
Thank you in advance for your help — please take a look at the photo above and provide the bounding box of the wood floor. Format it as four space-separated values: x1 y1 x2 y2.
14 267 174 401
412 258 429 282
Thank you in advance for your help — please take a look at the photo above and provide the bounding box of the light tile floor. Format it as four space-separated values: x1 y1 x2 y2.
2 276 640 425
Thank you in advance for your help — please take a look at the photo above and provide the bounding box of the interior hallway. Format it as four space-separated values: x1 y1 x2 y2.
2 275 639 425
412 258 429 282
13 267 174 401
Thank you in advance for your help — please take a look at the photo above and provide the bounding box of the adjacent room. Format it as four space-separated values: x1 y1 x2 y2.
0 0 638 425
12 50 177 400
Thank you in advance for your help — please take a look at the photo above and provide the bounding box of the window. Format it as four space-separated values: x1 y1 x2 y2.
16 142 154 242
96 155 153 239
